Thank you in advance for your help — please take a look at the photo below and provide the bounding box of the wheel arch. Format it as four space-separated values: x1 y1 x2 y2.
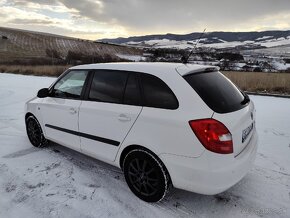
25 112 48 147
120 144 173 202
25 112 46 137
119 145 171 182
25 112 35 120
119 144 143 170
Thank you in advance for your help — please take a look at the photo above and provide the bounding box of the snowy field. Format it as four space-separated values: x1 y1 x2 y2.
125 36 290 50
0 73 289 218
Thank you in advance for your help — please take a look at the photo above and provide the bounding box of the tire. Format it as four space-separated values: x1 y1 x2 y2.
123 149 171 202
26 115 47 148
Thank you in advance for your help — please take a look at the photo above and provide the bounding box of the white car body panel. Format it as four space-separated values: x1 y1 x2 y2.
40 97 81 151
25 62 258 196
159 128 258 194
212 100 256 156
175 64 219 76
79 101 142 162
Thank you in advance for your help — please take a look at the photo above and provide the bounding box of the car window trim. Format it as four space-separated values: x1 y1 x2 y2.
81 69 179 110
121 71 131 104
122 72 143 107
84 69 143 106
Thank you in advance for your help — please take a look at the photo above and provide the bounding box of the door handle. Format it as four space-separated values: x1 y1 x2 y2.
69 108 77 114
118 114 131 122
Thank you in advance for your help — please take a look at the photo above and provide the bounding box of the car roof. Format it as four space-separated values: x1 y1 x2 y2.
69 62 219 76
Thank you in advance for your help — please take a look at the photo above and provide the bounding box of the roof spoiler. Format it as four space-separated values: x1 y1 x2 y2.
177 66 220 76
199 67 220 73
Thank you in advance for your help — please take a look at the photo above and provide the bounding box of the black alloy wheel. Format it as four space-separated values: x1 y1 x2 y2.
26 116 47 147
123 149 171 202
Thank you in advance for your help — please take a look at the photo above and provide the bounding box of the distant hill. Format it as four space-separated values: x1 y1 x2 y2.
0 27 142 64
99 30 290 50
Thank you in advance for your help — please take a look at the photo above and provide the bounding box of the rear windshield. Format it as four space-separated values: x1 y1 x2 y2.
184 71 247 113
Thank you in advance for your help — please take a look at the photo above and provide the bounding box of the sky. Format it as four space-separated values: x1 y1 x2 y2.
0 0 290 40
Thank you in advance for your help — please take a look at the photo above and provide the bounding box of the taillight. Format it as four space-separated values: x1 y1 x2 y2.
189 119 233 154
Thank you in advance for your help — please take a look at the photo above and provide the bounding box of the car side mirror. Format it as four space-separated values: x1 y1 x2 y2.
37 88 49 98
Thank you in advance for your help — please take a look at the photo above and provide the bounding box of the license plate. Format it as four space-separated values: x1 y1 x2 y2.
242 123 254 143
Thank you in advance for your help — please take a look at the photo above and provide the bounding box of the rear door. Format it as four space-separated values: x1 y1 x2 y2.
79 70 142 162
184 71 256 156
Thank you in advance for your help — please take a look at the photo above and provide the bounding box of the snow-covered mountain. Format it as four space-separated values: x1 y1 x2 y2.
99 31 290 50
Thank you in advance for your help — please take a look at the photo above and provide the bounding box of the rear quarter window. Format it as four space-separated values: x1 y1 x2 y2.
140 74 178 110
184 71 247 113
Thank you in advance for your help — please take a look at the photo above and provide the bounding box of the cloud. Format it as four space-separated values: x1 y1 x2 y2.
9 0 77 13
1 0 290 39
9 18 55 25
11 0 58 6
0 0 126 39
0 6 62 24
51 0 290 33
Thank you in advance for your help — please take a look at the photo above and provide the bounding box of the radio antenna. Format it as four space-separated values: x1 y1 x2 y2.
181 28 206 64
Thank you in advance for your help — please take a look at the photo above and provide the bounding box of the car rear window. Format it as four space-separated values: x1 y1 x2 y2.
184 71 247 113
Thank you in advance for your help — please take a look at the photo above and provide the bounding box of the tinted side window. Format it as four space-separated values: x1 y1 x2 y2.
141 74 178 109
89 70 128 104
124 73 141 106
184 71 246 113
51 70 88 99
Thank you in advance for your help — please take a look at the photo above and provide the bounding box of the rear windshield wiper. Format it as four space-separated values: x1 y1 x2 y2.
241 92 250 105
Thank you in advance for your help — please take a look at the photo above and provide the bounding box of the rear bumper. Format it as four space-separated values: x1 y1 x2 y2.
159 129 258 195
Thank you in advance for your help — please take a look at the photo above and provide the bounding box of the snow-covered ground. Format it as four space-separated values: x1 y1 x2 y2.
116 54 146 62
0 73 289 218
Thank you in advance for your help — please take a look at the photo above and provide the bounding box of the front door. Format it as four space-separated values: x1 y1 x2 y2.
40 70 89 151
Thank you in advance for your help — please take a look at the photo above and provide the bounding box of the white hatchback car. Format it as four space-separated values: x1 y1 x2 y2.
25 62 258 202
